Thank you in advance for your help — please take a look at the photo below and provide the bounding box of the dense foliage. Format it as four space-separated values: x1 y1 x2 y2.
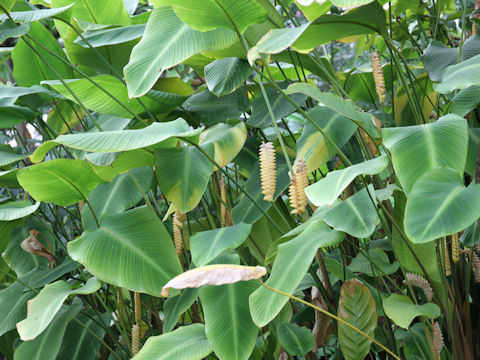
0 0 479 359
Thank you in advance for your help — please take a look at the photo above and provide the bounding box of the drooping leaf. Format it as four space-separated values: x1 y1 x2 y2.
0 201 40 221
68 207 182 296
75 24 146 47
383 294 440 329
296 106 357 173
338 279 377 360
383 114 468 194
200 281 259 360
249 219 343 327
451 86 480 117
161 264 266 297
0 106 37 129
435 53 480 93
16 278 101 341
348 248 399 276
153 0 268 34
163 288 199 333
205 57 251 96
155 145 214 214
0 21 30 44
13 300 82 360
31 118 201 163
0 4 74 23
191 223 252 266
82 167 154 230
277 323 315 356
404 167 480 244
422 41 458 82
0 280 35 337
124 6 236 98
305 156 389 207
320 185 378 238
132 324 212 360
285 83 381 137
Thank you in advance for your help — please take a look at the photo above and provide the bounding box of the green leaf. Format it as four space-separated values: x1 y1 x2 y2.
200 281 259 360
249 219 343 327
285 83 380 137
13 300 81 360
163 288 199 333
0 21 30 43
296 106 357 173
348 248 399 276
183 89 249 125
31 118 201 163
42 75 179 119
17 159 104 206
383 294 440 329
305 156 389 207
155 145 215 214
57 311 110 360
423 41 458 81
68 207 182 296
277 323 315 356
452 86 480 116
0 4 74 23
153 0 268 34
0 280 35 337
435 53 480 93
124 6 236 98
132 324 212 360
0 106 37 129
405 167 480 244
12 22 74 87
198 122 247 168
191 223 252 266
82 167 153 230
338 279 377 360
320 185 378 238
0 201 40 221
16 278 101 341
205 57 251 96
383 114 468 194
75 24 146 47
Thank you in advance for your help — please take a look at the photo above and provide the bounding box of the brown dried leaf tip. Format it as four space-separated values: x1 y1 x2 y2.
404 272 433 302
20 229 55 266
289 159 308 215
172 211 185 257
259 142 276 202
370 50 386 103
432 322 443 356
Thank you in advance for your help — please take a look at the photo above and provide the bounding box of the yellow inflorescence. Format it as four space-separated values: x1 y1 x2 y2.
451 233 459 264
289 159 308 215
219 175 227 227
370 51 386 103
173 210 185 257
131 324 141 355
259 142 276 202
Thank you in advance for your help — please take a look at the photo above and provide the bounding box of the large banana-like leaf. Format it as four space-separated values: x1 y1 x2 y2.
124 6 236 98
404 167 480 243
81 167 154 230
383 294 440 329
296 106 357 173
205 57 251 96
435 51 480 94
153 0 268 34
133 324 212 360
452 86 480 117
200 281 259 360
0 201 40 221
163 288 199 333
0 280 35 337
190 223 252 266
348 248 399 276
0 145 27 166
17 278 101 341
285 83 381 137
249 219 343 327
74 24 146 47
31 118 201 163
338 279 377 360
17 159 104 206
277 323 315 356
13 300 82 360
68 207 182 296
155 145 215 214
422 41 458 81
383 114 468 194
198 122 247 168
305 156 389 207
320 185 378 238
0 4 73 23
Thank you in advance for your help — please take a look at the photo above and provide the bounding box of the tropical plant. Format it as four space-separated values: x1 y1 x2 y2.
0 0 479 359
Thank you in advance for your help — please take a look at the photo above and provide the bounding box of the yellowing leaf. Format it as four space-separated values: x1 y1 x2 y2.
161 265 266 297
